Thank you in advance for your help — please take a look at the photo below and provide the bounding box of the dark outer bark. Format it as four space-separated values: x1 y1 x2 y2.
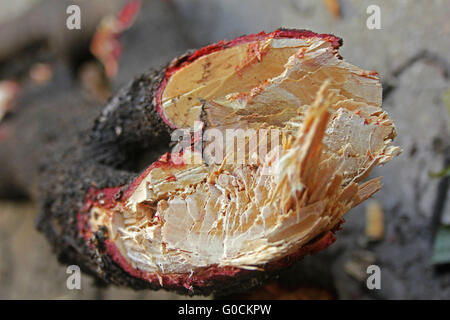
0 66 173 288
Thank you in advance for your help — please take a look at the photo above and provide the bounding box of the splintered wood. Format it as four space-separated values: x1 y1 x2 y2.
89 33 401 276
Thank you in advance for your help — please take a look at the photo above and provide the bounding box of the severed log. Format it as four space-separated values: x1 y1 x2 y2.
0 29 401 295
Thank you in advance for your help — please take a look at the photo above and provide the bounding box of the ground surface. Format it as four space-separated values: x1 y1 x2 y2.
0 0 448 299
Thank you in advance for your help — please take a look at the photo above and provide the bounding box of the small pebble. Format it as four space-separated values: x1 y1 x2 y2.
366 200 385 242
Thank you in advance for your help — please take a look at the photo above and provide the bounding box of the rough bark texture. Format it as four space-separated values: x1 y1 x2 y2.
17 71 171 286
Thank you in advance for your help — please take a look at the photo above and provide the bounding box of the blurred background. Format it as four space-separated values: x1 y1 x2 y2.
0 0 448 299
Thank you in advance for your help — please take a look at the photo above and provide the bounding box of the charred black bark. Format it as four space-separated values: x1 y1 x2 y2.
86 70 170 170
0 68 175 290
